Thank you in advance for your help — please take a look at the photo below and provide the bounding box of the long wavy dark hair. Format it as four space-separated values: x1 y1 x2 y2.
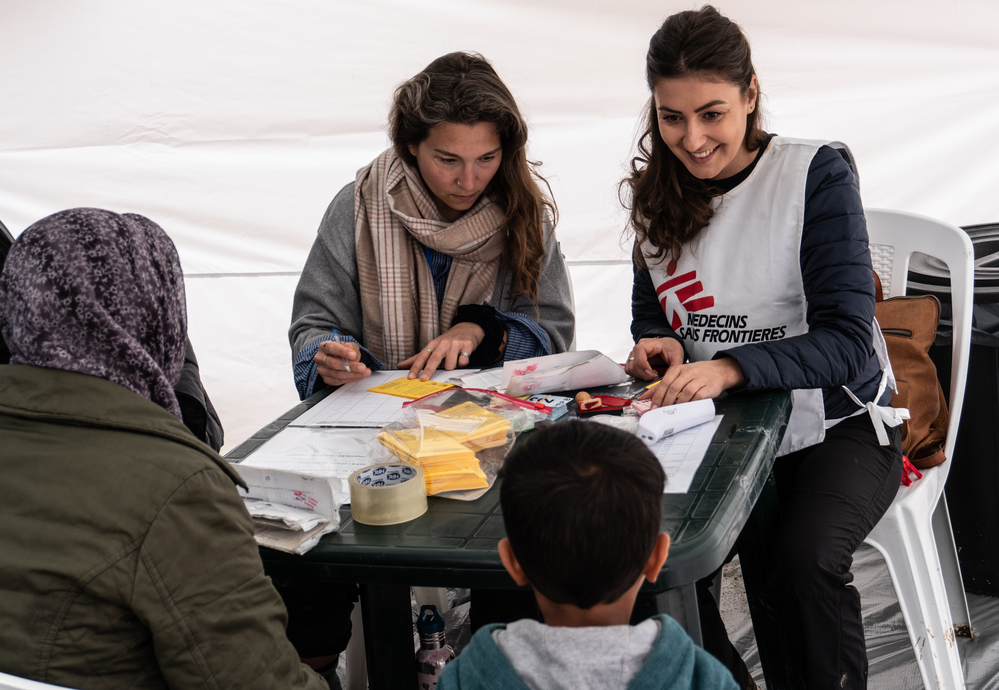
623 6 767 269
389 52 556 302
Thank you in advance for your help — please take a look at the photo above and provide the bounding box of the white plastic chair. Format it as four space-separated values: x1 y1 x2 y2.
0 671 75 690
863 208 975 690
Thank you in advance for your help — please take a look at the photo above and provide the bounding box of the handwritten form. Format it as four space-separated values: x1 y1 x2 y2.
290 370 477 428
649 415 723 494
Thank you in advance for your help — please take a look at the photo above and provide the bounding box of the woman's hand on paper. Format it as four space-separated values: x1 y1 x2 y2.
314 339 369 386
400 322 485 381
640 357 745 408
626 337 685 380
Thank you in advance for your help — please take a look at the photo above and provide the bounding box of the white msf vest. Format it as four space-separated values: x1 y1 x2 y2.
644 137 902 456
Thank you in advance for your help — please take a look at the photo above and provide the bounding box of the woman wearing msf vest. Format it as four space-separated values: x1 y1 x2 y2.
622 7 904 690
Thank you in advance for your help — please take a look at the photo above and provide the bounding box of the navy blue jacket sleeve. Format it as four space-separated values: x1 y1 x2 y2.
632 260 673 340
719 146 876 390
631 252 687 357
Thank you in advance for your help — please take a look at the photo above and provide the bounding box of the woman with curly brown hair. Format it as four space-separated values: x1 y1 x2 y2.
290 52 574 398
622 7 903 690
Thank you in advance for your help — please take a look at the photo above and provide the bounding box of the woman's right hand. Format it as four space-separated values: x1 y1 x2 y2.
314 339 370 387
625 337 685 381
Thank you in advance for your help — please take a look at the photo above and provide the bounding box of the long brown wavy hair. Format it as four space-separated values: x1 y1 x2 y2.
389 52 556 302
623 6 767 270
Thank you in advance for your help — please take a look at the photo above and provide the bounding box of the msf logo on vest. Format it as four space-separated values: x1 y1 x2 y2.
656 262 714 331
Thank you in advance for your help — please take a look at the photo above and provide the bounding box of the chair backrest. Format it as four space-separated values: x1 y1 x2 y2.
0 218 13 262
0 218 13 364
827 140 860 188
865 207 975 464
0 671 76 690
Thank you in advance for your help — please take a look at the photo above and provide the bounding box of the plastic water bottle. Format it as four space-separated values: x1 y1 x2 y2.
416 604 454 690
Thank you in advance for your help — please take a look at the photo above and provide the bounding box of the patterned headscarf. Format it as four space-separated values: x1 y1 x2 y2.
0 208 188 417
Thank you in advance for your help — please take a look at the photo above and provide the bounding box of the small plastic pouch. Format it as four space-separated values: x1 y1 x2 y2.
370 388 534 500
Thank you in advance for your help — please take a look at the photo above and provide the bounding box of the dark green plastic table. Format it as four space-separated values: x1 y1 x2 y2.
227 387 792 690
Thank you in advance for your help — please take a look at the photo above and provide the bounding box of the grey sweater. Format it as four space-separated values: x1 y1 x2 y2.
437 615 739 690
290 182 575 368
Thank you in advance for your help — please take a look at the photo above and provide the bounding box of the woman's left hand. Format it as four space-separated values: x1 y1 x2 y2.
640 357 746 408
399 322 486 380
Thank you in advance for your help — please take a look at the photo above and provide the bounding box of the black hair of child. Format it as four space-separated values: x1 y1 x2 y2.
498 420 667 610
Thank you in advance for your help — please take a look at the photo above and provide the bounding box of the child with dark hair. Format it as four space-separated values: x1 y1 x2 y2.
437 421 738 690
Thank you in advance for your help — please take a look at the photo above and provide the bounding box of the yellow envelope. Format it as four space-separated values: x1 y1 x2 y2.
368 377 455 399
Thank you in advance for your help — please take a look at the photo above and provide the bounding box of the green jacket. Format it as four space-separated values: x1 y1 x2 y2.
0 364 327 690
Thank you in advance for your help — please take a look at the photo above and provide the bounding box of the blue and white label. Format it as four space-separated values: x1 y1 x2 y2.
354 464 418 488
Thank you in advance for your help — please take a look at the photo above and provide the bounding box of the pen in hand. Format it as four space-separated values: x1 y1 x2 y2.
331 330 351 373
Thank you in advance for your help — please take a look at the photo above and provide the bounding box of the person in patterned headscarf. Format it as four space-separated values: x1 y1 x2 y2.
1 207 188 414
0 208 326 690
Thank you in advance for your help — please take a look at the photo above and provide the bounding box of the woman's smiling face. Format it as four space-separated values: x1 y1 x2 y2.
653 74 758 181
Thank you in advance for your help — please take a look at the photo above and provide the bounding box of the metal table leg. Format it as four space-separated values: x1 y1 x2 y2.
359 583 416 689
631 583 702 646
660 584 703 646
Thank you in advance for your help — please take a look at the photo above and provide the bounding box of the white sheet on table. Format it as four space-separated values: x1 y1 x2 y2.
651 415 723 494
288 369 478 428
237 426 380 505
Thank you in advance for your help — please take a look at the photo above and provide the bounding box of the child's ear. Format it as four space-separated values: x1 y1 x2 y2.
498 538 531 587
643 533 671 584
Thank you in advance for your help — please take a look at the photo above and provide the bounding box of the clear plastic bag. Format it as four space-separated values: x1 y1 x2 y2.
369 388 535 500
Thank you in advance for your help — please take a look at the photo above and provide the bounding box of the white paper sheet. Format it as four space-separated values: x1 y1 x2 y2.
234 465 341 524
253 521 336 555
501 350 629 397
448 368 502 390
289 369 478 428
244 499 329 531
233 463 342 553
650 415 724 494
238 427 380 505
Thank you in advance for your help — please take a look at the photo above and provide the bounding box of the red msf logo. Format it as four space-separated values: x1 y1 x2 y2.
656 261 715 331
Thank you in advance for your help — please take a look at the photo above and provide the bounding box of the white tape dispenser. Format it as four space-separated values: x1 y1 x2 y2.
636 399 716 446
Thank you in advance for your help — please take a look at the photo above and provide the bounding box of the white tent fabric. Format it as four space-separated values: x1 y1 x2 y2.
2 0 997 450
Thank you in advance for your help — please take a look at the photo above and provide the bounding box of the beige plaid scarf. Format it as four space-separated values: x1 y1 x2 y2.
355 149 507 367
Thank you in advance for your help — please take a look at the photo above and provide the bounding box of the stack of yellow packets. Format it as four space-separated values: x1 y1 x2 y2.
377 402 512 494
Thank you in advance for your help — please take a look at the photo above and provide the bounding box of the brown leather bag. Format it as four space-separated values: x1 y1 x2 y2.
874 272 949 469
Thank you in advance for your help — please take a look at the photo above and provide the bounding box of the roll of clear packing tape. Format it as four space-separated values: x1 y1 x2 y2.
349 463 428 526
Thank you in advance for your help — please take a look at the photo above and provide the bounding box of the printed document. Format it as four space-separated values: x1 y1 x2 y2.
650 415 723 494
290 369 477 427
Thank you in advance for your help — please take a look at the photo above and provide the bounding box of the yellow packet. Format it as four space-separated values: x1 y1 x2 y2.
368 377 455 399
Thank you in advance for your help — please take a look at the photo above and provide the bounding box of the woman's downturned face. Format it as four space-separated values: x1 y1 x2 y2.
409 122 503 222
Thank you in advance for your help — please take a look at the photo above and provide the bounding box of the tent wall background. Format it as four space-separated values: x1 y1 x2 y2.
2 0 997 451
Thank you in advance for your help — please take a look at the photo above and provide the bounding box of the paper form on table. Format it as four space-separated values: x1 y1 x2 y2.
289 369 478 428
649 415 723 494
